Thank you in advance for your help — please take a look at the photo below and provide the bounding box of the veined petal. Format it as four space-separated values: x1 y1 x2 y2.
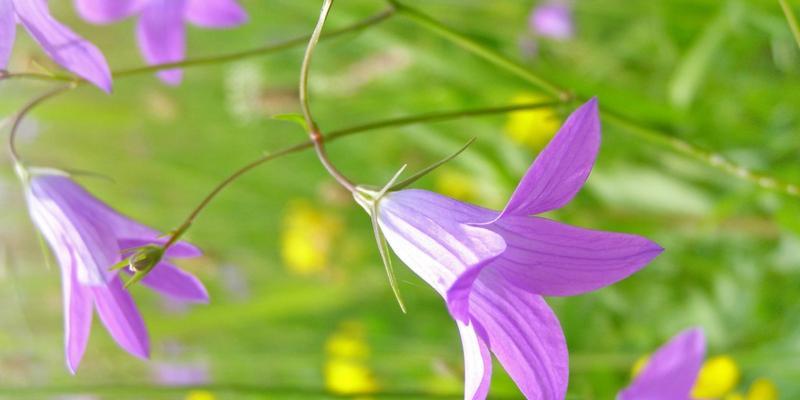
60 244 94 374
13 0 112 92
496 98 600 219
135 262 209 303
136 0 186 85
467 271 569 400
449 216 662 314
0 0 15 67
377 189 505 296
73 0 142 24
618 328 706 400
457 320 492 400
185 0 247 28
92 276 150 359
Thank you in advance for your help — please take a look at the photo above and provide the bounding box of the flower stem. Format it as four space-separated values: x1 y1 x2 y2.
160 101 561 248
389 0 800 198
300 0 358 193
779 0 800 49
6 84 74 169
0 6 396 84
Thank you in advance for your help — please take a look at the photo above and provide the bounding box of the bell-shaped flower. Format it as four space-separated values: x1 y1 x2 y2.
0 0 112 91
21 170 208 373
73 0 248 85
358 99 663 399
618 328 706 400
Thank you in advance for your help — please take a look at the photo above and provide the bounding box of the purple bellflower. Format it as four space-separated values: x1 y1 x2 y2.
355 99 663 399
0 0 112 92
74 0 248 85
618 328 706 400
530 2 574 40
21 170 208 373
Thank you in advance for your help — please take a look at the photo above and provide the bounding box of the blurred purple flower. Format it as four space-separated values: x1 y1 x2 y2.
369 99 662 399
0 0 112 92
618 328 706 400
23 172 208 373
154 361 210 386
73 0 247 85
529 2 574 40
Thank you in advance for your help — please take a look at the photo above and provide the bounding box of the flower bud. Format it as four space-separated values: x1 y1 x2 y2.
124 245 165 288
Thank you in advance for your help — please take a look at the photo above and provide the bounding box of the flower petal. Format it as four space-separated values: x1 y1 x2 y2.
449 216 662 315
377 189 505 296
61 247 94 374
496 98 600 219
0 0 16 67
73 0 142 24
185 0 247 28
13 0 112 92
618 328 706 400
136 0 186 85
92 275 150 359
136 262 209 303
467 271 569 399
457 320 492 400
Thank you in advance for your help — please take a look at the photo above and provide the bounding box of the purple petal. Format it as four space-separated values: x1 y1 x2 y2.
530 3 574 40
92 276 150 359
136 0 186 85
61 248 94 374
448 216 662 317
457 320 492 400
136 262 209 303
73 0 142 24
13 0 112 92
618 328 706 400
118 238 203 259
27 175 120 286
496 98 600 219
377 189 505 296
0 0 16 67
185 0 247 28
466 271 569 399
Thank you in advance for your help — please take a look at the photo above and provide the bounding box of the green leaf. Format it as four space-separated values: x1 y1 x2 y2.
270 113 308 131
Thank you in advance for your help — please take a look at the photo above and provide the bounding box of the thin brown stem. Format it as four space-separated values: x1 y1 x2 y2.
6 85 74 167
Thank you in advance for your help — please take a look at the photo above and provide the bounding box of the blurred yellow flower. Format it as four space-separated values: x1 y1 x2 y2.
746 378 779 400
434 168 478 202
692 355 741 398
185 390 215 400
630 354 650 378
725 393 746 400
280 200 342 275
324 321 379 396
504 93 560 150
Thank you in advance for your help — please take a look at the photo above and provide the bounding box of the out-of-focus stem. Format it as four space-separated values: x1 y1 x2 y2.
779 0 800 49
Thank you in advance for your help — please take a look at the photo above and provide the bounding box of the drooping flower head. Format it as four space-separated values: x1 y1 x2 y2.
0 0 112 91
529 1 574 40
355 98 663 399
74 0 248 85
21 169 208 372
618 328 706 400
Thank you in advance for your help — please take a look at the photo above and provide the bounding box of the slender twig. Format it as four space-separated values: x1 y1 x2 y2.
300 0 358 193
160 101 561 247
0 7 396 84
6 85 74 167
779 0 800 49
389 0 800 198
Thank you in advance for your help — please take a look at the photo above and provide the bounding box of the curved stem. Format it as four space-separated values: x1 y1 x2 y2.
300 0 358 193
161 101 561 247
1 7 396 84
6 85 74 168
779 0 800 49
390 0 800 198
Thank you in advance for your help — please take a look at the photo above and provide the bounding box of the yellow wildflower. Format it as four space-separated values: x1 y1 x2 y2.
692 355 741 399
746 378 778 400
725 393 746 400
504 93 560 150
280 200 342 275
434 168 478 202
185 390 215 400
324 321 379 396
